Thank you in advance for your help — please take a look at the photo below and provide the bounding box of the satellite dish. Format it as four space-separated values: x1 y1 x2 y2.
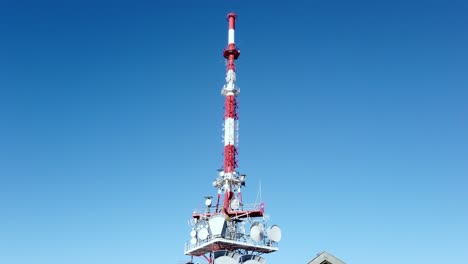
249 222 264 242
198 227 209 240
209 214 226 237
267 225 282 242
214 251 240 264
205 198 212 207
240 255 266 264
190 228 197 238
230 198 240 210
190 237 197 245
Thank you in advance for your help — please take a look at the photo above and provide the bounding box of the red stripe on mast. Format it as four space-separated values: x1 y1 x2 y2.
227 13 236 29
224 95 238 119
224 145 237 173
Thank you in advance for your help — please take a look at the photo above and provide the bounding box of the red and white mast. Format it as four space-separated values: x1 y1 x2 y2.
221 13 240 213
184 13 281 264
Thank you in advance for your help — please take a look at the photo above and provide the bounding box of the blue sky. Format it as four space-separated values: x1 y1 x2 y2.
0 0 467 263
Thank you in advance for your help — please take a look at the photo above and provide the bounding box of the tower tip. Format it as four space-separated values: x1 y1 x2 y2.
227 12 237 19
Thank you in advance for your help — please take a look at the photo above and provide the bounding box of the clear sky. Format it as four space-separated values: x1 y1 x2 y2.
0 0 467 263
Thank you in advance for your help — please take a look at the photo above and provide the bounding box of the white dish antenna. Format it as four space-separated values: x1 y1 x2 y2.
190 228 197 238
209 215 226 237
205 198 212 207
198 227 209 240
249 222 264 242
240 255 266 264
214 251 240 264
267 225 282 242
190 237 197 245
230 198 240 210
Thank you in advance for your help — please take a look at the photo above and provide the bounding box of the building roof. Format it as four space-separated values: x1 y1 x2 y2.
308 251 345 264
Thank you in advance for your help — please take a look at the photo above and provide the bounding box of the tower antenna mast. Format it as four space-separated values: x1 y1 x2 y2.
183 13 282 264
220 12 241 214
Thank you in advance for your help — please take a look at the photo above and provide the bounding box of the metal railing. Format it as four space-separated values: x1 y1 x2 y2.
184 232 278 252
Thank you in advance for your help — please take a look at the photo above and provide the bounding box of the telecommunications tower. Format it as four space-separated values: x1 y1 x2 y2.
184 13 282 264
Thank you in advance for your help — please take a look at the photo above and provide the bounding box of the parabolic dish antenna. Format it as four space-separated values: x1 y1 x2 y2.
198 227 209 240
214 251 240 264
190 237 197 245
209 214 226 237
190 228 197 238
240 255 266 264
249 222 264 242
230 198 240 210
267 225 282 242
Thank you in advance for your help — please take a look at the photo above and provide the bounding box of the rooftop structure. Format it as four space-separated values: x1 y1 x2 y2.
308 251 346 264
